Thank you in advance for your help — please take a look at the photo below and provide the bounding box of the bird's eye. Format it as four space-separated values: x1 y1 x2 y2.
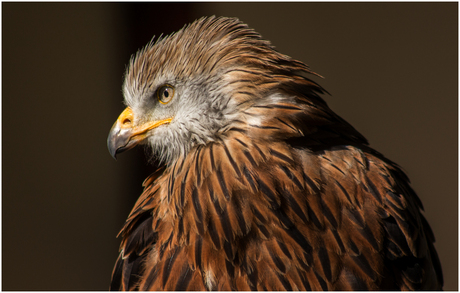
157 85 175 104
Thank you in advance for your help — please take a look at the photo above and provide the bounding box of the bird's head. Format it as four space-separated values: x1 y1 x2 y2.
108 16 324 165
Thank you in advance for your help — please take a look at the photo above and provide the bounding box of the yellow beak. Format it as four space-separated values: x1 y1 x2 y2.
107 107 172 159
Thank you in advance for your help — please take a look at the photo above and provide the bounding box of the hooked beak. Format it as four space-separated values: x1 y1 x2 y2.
107 107 172 159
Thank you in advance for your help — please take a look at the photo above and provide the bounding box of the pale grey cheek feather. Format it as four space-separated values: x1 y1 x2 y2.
144 88 237 164
123 59 240 165
145 115 222 164
123 85 135 108
146 125 189 164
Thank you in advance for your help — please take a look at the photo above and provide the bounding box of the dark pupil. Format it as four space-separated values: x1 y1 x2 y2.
163 88 169 98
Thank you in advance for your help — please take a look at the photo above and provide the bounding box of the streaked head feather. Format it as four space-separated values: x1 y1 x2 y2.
122 16 321 164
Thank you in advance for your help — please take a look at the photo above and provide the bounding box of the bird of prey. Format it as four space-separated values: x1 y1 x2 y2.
107 16 443 290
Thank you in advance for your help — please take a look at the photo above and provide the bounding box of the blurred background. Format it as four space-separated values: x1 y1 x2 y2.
2 2 457 290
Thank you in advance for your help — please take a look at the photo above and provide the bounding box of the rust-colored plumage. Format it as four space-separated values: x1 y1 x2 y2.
108 16 443 290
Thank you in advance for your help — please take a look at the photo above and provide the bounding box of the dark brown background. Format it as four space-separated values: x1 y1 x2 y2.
3 2 457 290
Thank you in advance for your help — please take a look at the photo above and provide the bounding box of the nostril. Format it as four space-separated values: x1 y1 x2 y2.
118 107 134 128
122 118 132 126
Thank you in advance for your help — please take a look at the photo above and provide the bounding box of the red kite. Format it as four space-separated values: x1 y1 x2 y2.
108 16 443 290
